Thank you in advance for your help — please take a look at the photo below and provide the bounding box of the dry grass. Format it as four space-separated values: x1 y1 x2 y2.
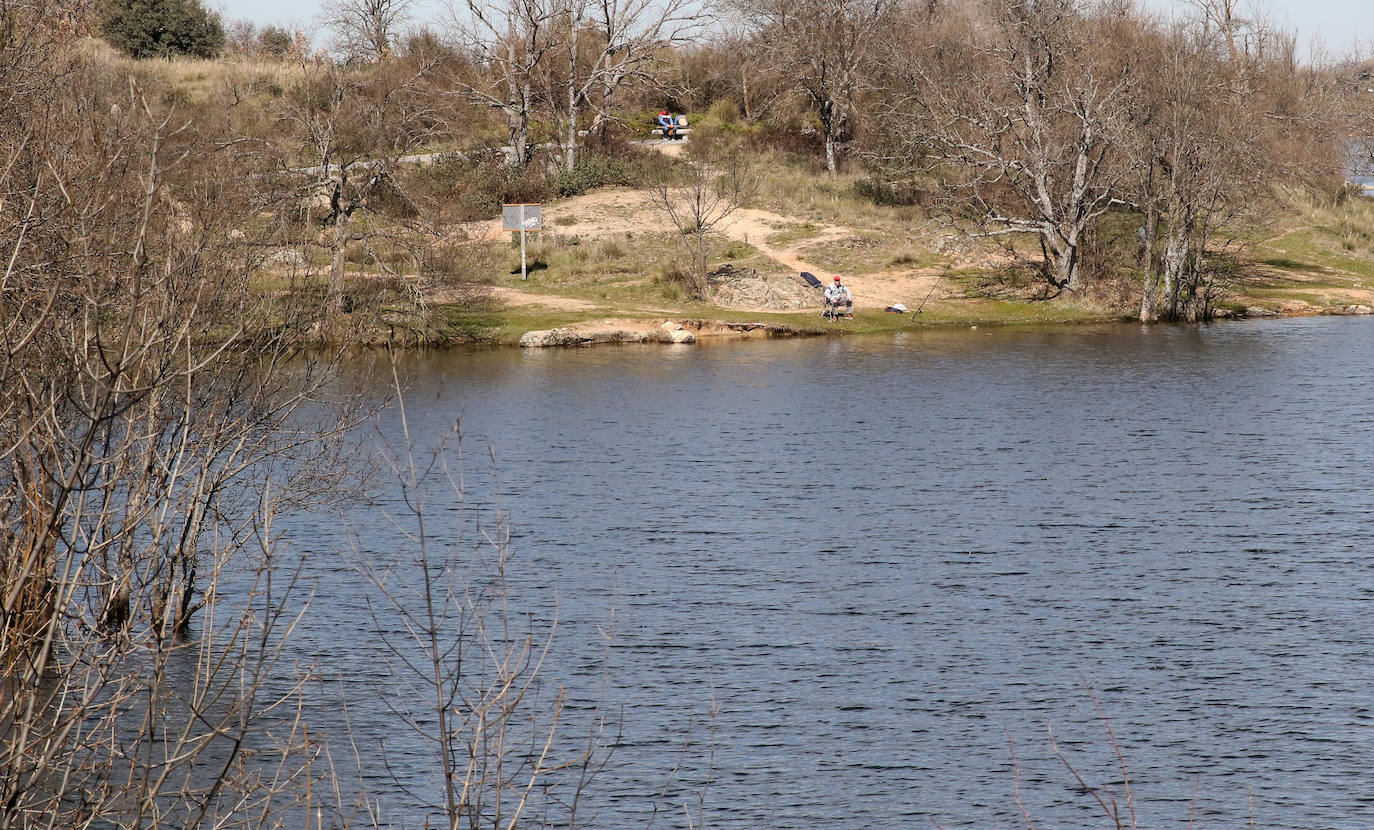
74 37 309 105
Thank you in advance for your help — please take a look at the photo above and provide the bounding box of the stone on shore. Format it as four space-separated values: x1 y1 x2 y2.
658 321 696 344
520 323 691 348
708 265 821 310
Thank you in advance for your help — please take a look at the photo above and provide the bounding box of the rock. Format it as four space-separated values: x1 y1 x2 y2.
309 186 333 215
707 265 821 310
520 328 586 347
658 321 696 344
520 327 665 347
1245 306 1279 317
1346 304 1373 315
266 247 307 267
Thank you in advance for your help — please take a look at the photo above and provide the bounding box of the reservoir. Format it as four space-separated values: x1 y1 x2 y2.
275 316 1374 828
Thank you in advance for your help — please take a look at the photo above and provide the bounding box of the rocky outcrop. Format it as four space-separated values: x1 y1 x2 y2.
517 318 817 348
658 321 696 344
519 327 655 347
707 265 821 310
519 320 697 347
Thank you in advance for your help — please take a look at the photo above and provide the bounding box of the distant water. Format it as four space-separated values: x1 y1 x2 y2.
267 317 1374 828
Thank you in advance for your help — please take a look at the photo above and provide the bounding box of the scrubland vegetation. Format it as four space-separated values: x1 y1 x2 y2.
23 0 1374 345
4 0 1374 826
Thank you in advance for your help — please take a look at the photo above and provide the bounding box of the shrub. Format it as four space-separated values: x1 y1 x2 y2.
406 155 512 222
421 239 503 285
551 155 642 197
658 262 700 299
705 98 740 127
853 176 929 207
258 26 293 57
100 0 226 59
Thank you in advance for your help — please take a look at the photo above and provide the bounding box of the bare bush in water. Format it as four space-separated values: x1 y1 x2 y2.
1 5 357 824
350 365 615 829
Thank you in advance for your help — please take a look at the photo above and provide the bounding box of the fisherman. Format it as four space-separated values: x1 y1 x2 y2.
823 275 853 319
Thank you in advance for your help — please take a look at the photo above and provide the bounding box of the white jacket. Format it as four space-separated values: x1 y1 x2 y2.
824 282 852 302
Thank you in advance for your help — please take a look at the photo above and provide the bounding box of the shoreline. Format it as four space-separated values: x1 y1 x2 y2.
366 299 1374 350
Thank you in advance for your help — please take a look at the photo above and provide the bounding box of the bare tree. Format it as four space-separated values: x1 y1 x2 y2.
555 0 701 169
644 153 757 298
446 0 561 167
1128 15 1341 321
276 56 441 316
0 8 356 825
323 0 415 62
356 368 614 829
736 0 896 173
882 0 1137 293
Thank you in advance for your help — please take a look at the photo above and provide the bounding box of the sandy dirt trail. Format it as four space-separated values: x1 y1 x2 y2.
477 185 953 312
719 208 948 310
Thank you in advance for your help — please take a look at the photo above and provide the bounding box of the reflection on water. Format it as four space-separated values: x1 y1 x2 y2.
273 317 1374 828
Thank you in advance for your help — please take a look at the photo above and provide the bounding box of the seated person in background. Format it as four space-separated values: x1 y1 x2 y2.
824 275 853 318
657 109 676 138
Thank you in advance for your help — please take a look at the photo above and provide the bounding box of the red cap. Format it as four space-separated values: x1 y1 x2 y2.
833 276 841 281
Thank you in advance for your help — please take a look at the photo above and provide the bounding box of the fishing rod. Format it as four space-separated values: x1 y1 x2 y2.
914 270 948 314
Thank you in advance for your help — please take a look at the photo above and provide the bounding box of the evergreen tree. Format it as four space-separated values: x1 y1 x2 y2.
101 0 226 59
258 26 293 57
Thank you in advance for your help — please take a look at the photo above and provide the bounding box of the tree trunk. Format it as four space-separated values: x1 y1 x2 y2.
1054 247 1080 292
820 99 838 174
1162 222 1189 321
565 28 578 170
1139 204 1158 322
693 233 709 298
504 14 530 168
697 238 707 298
1043 226 1081 291
330 203 350 313
565 90 578 170
516 83 531 167
741 65 752 121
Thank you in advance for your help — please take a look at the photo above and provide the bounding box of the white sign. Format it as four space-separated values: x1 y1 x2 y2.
502 204 542 280
502 204 542 231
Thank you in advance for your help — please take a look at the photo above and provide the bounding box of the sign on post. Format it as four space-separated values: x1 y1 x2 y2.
502 204 542 280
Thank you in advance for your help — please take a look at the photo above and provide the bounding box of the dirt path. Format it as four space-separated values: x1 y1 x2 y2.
476 187 954 312
719 208 948 310
720 209 847 280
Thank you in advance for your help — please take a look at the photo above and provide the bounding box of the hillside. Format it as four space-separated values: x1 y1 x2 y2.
52 47 1374 347
327 141 1374 346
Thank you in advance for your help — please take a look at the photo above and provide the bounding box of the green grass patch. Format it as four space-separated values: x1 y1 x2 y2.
796 233 942 275
765 222 824 248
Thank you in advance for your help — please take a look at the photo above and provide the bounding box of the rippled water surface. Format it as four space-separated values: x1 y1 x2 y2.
279 317 1374 828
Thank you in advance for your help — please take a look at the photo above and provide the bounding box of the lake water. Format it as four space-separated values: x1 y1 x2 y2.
273 316 1374 828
